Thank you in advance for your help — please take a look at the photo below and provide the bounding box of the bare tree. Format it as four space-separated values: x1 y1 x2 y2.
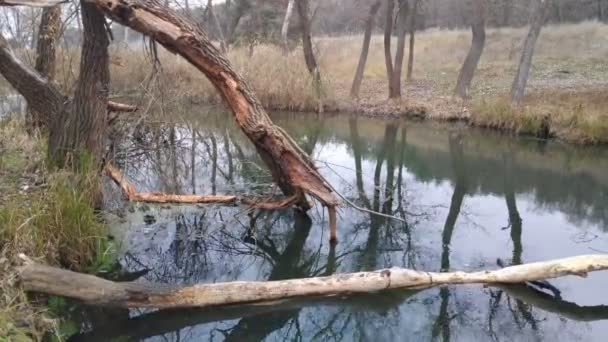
406 0 421 82
280 0 295 54
454 0 487 99
384 0 395 97
350 0 382 98
206 0 227 52
295 0 323 112
390 0 410 98
511 0 551 106
28 4 61 130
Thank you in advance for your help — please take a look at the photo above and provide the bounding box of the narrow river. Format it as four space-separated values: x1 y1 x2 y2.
69 110 608 341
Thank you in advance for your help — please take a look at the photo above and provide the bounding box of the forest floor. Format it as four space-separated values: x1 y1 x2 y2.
0 121 114 341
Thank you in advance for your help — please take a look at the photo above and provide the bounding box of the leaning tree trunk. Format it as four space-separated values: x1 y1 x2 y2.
390 0 409 99
350 0 382 99
454 0 487 99
93 0 339 238
28 4 61 130
48 0 110 168
280 0 295 54
384 0 395 97
511 0 550 106
406 0 420 82
295 0 323 113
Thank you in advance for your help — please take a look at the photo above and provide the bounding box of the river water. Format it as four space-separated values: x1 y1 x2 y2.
69 110 608 341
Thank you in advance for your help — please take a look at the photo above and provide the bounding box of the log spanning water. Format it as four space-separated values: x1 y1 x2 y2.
18 254 608 309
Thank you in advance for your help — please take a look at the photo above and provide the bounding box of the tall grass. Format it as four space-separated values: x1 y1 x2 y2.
0 120 113 340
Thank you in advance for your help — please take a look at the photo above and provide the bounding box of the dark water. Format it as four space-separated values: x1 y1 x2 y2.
74 110 608 341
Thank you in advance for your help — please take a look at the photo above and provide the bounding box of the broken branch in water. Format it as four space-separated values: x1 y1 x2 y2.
17 254 608 309
107 101 138 113
106 163 301 209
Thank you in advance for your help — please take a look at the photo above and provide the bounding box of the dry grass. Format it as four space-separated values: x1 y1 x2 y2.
2 21 606 143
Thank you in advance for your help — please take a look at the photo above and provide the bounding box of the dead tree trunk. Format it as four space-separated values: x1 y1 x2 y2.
281 0 295 54
28 4 61 130
93 0 339 239
350 0 382 99
390 0 409 99
406 0 420 82
18 254 608 309
454 0 487 99
48 0 110 168
295 0 323 113
384 0 395 97
511 0 550 106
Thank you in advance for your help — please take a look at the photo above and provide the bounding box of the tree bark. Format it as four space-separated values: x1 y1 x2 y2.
28 4 61 130
454 0 487 99
91 0 339 234
350 0 382 99
19 254 608 309
280 0 295 54
406 0 420 82
295 0 323 112
0 31 65 122
48 0 110 168
511 0 550 106
390 0 409 99
384 0 395 97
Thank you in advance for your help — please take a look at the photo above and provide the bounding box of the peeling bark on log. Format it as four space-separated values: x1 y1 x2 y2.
18 255 608 309
90 0 339 234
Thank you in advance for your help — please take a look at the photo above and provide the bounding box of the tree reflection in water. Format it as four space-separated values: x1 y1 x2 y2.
75 112 608 341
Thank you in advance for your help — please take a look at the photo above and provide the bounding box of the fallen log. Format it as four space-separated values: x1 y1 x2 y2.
106 163 299 209
18 254 608 309
107 101 138 112
0 0 65 7
90 0 340 241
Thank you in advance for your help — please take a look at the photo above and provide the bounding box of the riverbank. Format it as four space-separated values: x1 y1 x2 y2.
108 21 607 144
0 120 114 340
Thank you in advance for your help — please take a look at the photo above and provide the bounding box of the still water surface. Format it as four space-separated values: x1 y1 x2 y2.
72 111 608 341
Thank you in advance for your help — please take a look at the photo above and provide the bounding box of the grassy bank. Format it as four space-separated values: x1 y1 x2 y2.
0 120 114 341
1 21 606 143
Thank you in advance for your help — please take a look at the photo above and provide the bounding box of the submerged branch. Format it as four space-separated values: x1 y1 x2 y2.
18 254 608 309
106 163 300 209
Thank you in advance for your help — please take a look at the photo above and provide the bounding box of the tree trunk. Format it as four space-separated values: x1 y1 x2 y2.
390 0 409 99
48 0 110 168
0 32 65 122
18 255 608 309
454 0 487 99
28 4 61 130
280 0 295 54
93 0 339 235
350 0 382 99
295 0 323 112
384 0 395 97
406 0 420 82
511 0 550 106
